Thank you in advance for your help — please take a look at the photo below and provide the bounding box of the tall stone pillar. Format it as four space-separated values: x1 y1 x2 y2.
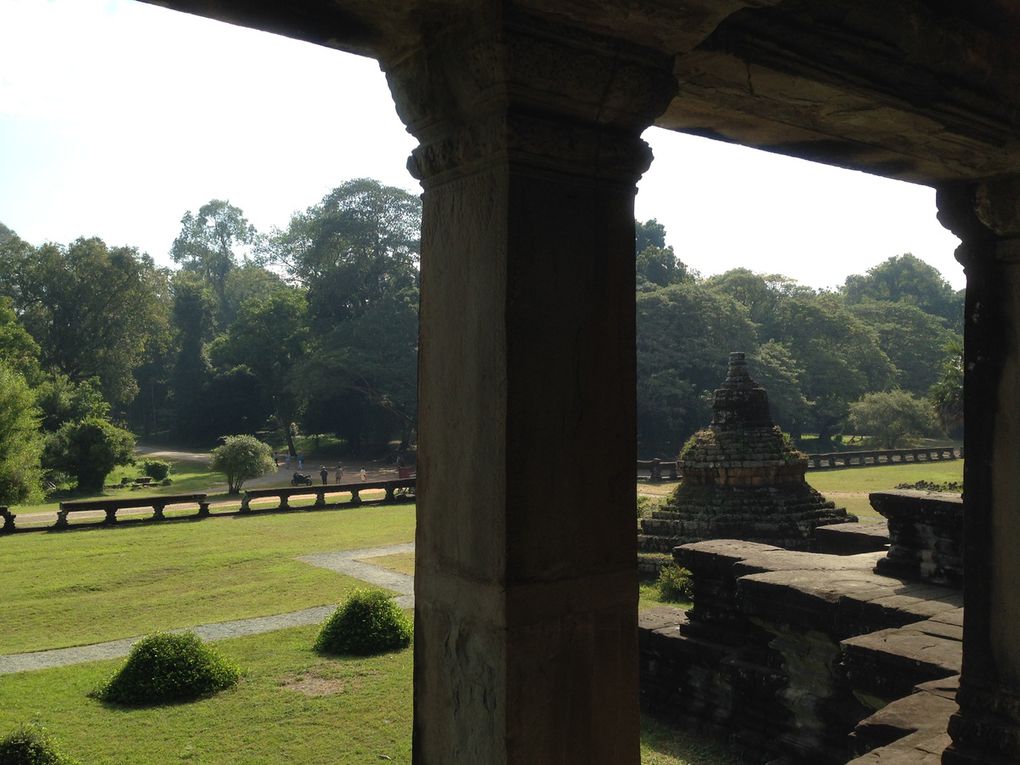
938 177 1020 765
382 15 675 764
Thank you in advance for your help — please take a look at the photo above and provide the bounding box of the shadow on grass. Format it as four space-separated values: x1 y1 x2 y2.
641 713 744 765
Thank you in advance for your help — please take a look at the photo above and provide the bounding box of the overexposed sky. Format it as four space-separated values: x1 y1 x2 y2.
0 0 964 290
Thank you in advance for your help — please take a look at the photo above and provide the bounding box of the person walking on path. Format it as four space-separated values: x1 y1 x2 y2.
360 468 367 482
334 465 343 483
320 466 328 485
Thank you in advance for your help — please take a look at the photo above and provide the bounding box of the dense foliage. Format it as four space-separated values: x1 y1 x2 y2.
0 364 44 504
0 199 964 501
0 724 78 765
315 589 412 656
94 632 240 706
636 249 962 454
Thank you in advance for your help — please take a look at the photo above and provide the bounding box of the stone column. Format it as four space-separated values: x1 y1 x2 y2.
938 177 1020 764
382 14 674 765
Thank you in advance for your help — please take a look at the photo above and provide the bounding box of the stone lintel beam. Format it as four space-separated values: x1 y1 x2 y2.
662 2 1020 183
382 15 675 765
937 176 1020 764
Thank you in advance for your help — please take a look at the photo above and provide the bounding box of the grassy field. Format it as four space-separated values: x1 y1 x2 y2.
0 460 959 764
809 459 962 521
0 506 416 653
0 623 739 765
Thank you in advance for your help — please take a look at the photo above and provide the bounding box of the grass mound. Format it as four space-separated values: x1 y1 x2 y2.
0 724 78 765
94 632 240 706
315 589 412 656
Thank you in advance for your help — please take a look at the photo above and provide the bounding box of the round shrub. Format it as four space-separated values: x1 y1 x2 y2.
94 632 240 706
315 589 412 656
0 724 78 765
657 563 694 603
142 460 171 481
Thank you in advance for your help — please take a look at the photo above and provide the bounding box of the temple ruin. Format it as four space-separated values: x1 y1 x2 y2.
640 352 854 556
99 2 1020 762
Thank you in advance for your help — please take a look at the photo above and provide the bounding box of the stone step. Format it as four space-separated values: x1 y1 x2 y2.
841 611 963 705
847 676 958 764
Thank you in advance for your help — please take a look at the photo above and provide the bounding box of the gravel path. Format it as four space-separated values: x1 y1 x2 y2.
0 542 415 675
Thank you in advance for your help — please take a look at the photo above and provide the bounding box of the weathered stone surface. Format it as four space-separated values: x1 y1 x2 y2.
637 539 965 763
640 353 855 555
815 522 889 555
847 676 958 763
870 491 963 587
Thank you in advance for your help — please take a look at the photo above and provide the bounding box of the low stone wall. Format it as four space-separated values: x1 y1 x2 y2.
870 491 963 587
806 446 961 470
639 539 963 764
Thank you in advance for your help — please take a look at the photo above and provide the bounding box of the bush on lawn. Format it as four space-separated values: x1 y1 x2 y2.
94 632 240 706
315 589 412 656
142 460 171 481
0 724 78 765
658 563 694 603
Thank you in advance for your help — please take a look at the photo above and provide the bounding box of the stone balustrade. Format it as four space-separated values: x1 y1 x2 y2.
636 458 678 482
806 446 962 470
239 479 415 513
57 494 210 528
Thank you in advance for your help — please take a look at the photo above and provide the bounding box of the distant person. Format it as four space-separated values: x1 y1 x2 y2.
320 466 328 485
273 453 279 467
298 455 304 469
335 465 343 483
360 468 367 482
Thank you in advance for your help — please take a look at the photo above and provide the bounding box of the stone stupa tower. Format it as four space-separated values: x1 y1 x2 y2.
639 352 855 554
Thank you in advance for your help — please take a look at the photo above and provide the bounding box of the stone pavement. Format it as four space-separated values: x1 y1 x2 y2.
0 542 415 675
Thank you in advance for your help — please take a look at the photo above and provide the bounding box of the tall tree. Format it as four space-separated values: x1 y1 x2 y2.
771 293 896 444
169 272 217 442
0 237 170 406
211 288 309 456
929 340 964 438
273 179 420 445
635 219 690 289
171 200 257 311
849 300 958 394
0 362 44 504
842 253 963 330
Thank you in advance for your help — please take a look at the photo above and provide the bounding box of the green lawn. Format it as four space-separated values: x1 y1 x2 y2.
0 506 416 653
0 623 739 765
807 459 963 493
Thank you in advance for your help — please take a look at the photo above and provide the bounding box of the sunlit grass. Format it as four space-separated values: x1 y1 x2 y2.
0 506 416 653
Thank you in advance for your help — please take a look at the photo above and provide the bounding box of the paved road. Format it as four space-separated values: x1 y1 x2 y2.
0 542 415 675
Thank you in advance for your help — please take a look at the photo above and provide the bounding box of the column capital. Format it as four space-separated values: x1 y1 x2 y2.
937 177 1020 270
382 12 676 187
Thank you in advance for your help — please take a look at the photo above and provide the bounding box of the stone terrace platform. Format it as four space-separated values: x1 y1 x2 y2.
640 539 963 764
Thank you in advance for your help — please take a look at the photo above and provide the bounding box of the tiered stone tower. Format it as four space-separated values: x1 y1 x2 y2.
639 352 855 554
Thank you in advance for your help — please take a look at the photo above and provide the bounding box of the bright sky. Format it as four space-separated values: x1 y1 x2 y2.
0 0 964 290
